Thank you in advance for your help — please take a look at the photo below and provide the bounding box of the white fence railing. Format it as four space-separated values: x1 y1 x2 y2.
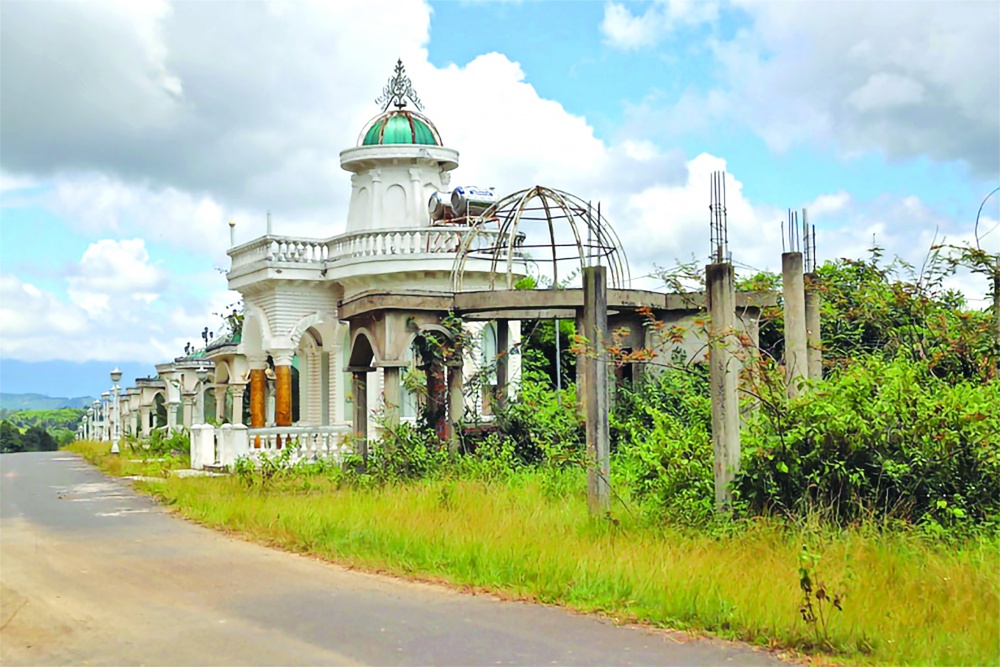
189 423 353 470
248 425 352 461
228 228 505 274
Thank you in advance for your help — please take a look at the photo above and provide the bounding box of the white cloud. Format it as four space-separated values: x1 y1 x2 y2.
601 3 662 50
847 73 925 113
66 239 167 314
0 274 89 339
1 0 995 369
601 0 718 50
723 1 998 173
612 1 999 175
0 239 233 363
42 175 236 259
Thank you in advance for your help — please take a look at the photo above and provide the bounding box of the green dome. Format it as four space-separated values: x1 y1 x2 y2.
360 110 441 147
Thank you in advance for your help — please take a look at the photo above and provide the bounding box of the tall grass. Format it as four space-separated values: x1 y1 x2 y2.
117 464 999 666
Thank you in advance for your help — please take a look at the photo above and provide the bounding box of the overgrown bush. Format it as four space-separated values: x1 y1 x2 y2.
750 250 998 383
737 356 1000 526
145 428 190 456
364 419 450 483
494 367 584 465
455 431 523 482
611 368 715 522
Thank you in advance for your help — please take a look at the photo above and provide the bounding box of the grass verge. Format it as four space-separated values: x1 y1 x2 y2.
65 440 999 665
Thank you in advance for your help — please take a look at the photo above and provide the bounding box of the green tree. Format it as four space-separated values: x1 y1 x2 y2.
21 425 58 452
0 421 25 453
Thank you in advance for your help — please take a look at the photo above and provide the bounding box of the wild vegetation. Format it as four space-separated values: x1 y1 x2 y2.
1 408 85 452
67 246 999 665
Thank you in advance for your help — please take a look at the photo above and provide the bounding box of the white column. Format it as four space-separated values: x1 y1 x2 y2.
409 167 423 226
230 385 245 426
370 168 383 229
214 384 226 424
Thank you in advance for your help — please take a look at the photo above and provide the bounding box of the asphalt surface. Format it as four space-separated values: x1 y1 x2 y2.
1 452 783 666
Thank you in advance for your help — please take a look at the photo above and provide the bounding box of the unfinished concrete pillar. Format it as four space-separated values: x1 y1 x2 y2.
575 310 587 420
738 306 761 420
782 252 808 399
352 370 368 470
707 262 741 512
447 354 464 457
804 272 823 381
582 266 610 516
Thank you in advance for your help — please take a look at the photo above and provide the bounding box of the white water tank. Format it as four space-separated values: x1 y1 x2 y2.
451 186 497 217
428 191 453 222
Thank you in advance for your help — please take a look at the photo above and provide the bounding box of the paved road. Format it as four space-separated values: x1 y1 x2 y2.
1 452 782 666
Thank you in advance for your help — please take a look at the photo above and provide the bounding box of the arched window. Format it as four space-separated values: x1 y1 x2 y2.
401 337 420 420
153 393 167 429
480 322 498 384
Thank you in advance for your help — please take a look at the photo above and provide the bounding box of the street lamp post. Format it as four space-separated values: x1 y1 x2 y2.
100 393 110 441
110 367 123 454
92 400 101 441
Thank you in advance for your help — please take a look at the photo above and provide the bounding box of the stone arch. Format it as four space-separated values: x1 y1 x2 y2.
152 391 167 429
292 327 324 425
242 302 272 357
348 328 377 368
288 311 325 349
213 360 231 385
414 323 454 342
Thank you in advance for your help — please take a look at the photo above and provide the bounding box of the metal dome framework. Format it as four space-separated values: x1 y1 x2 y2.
451 185 630 292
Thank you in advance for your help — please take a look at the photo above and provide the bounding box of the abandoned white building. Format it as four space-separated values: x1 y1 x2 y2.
103 62 777 480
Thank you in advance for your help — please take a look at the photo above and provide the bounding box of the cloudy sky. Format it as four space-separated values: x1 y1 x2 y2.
1 0 998 394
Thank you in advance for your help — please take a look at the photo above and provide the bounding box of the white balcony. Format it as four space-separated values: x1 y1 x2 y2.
228 226 508 285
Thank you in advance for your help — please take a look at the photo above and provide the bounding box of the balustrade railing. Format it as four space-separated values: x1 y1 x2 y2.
248 425 352 461
229 227 505 274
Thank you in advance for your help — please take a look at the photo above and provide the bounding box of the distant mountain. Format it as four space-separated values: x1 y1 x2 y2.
0 393 97 412
0 359 154 398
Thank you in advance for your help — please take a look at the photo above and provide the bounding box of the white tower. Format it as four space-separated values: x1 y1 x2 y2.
340 60 459 232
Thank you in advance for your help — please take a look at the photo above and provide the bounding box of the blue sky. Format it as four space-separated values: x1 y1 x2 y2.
1 0 997 398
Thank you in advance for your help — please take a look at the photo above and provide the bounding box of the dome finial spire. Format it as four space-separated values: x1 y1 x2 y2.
376 59 424 112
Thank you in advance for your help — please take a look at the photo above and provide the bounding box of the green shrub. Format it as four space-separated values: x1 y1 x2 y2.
611 369 715 522
494 369 584 465
146 428 190 456
364 420 449 483
737 356 1000 526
